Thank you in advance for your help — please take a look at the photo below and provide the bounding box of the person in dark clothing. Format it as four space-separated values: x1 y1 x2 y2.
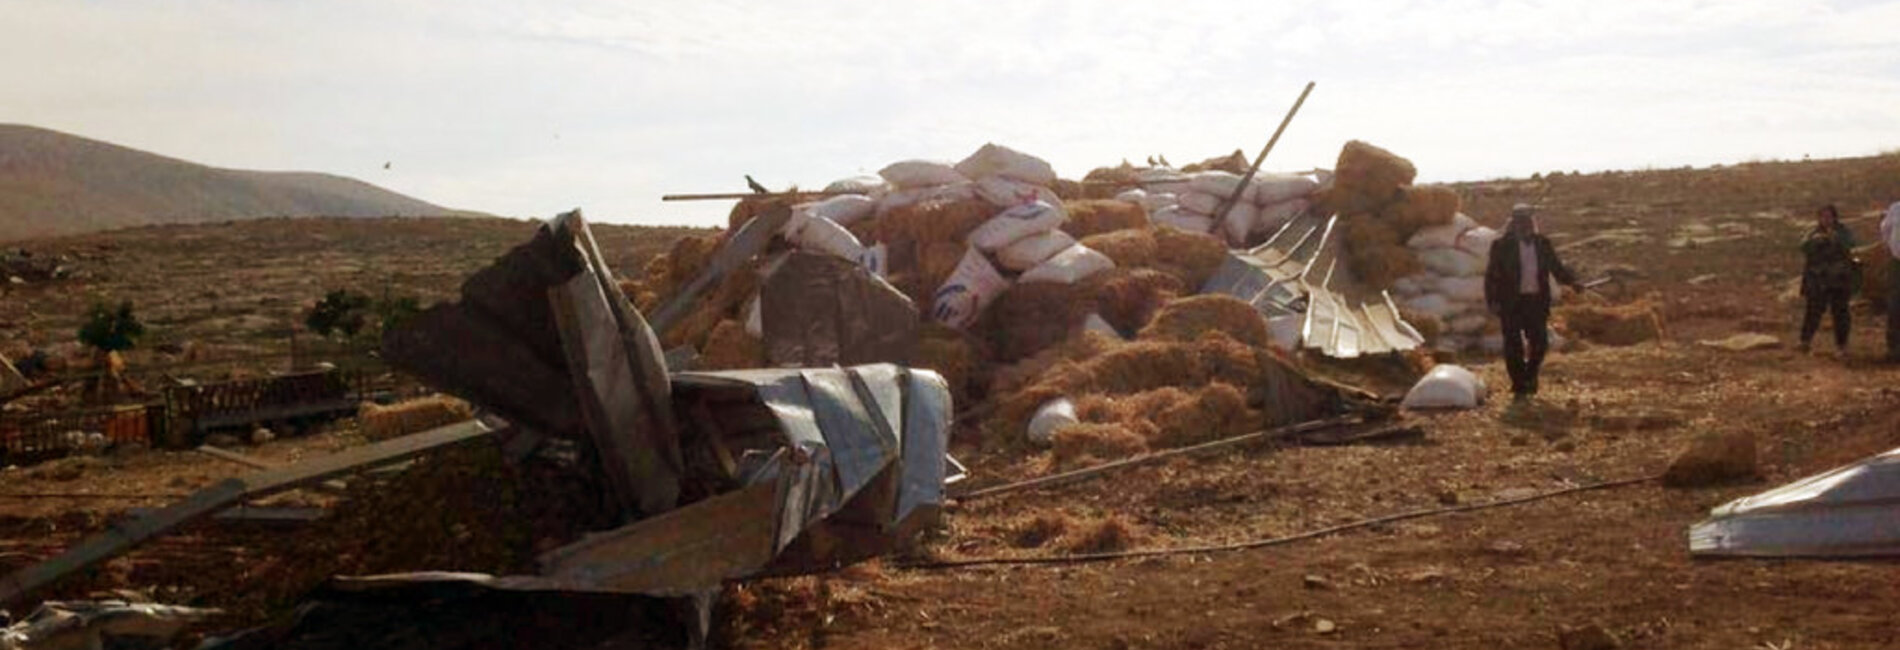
1485 204 1582 398
1797 204 1859 355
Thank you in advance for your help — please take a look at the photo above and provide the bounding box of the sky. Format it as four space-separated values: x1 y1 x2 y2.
4 0 1898 228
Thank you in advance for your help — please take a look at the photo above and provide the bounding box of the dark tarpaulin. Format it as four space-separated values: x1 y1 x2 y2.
761 252 918 368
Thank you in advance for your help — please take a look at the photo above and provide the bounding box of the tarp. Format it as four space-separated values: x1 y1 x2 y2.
1689 445 1900 557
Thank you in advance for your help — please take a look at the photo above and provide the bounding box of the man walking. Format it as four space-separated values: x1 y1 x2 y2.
1881 201 1900 361
1485 204 1582 398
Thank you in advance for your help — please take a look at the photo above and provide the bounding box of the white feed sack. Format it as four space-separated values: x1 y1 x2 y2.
954 143 1058 186
1019 244 1115 285
1178 191 1224 216
1417 247 1486 277
932 247 1010 329
1407 213 1479 250
804 194 877 227
879 160 968 189
875 182 977 217
1136 168 1192 196
1220 201 1262 246
976 175 1061 208
1457 226 1502 258
823 174 889 196
1188 170 1251 202
1399 293 1458 320
968 201 1066 252
1250 173 1321 206
1153 207 1214 234
1026 398 1079 448
788 213 867 261
1252 198 1309 238
998 229 1078 272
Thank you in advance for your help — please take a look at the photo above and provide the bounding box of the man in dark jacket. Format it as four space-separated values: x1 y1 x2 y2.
1485 204 1581 398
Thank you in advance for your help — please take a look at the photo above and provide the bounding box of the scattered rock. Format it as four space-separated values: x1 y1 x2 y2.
1558 623 1622 650
1486 540 1529 557
1435 490 1460 505
1686 274 1718 286
250 427 276 445
1663 430 1758 488
1695 333 1779 352
1302 574 1334 590
1314 618 1337 635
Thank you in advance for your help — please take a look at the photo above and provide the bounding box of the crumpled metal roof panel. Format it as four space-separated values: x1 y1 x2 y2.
1202 212 1425 358
1689 446 1900 557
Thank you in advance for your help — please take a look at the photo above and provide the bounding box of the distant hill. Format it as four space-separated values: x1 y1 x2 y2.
0 124 475 241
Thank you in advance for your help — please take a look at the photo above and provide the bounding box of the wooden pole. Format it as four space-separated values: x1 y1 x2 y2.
1212 81 1317 226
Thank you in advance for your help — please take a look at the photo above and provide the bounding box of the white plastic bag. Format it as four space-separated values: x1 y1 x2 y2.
975 175 1060 208
804 193 878 227
789 213 866 261
1020 244 1115 284
1153 207 1214 234
1401 364 1488 410
1178 190 1223 216
932 248 1010 329
1251 172 1321 205
1267 314 1303 351
998 229 1077 272
954 143 1057 185
968 201 1065 252
823 174 888 196
1456 224 1501 258
879 159 968 189
1026 398 1078 447
1418 247 1486 277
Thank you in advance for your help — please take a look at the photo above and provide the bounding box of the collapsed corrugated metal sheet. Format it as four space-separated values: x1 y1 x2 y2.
1202 211 1425 358
761 252 919 367
1689 445 1900 558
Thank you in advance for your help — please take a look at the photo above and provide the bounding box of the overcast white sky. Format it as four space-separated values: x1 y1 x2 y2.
5 0 1898 227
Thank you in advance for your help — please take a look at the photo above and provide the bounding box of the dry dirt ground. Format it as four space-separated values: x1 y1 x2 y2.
5 155 1900 648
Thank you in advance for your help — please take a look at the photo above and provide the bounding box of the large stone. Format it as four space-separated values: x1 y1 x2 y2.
1663 430 1758 488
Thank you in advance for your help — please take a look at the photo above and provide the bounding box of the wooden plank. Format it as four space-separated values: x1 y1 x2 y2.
0 419 494 607
196 444 348 494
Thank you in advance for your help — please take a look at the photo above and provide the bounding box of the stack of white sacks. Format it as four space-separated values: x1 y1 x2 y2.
770 143 1118 332
1112 169 1323 247
1391 214 1501 353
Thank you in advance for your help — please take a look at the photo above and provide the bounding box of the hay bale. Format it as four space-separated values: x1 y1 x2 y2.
1137 295 1271 349
863 198 994 248
698 319 766 370
726 196 788 233
1385 185 1461 232
990 331 1122 398
1556 298 1665 346
980 281 1096 362
1011 512 1074 548
1339 215 1421 290
1663 430 1758 488
1064 516 1142 554
1052 178 1086 201
359 395 474 441
1079 228 1158 269
1051 423 1150 467
1081 162 1141 199
1061 200 1149 239
661 261 762 350
1152 227 1229 290
998 334 1332 430
1400 309 1445 342
915 323 985 403
1075 383 1255 448
642 233 722 301
1330 140 1415 214
1085 268 1186 335
1181 150 1250 175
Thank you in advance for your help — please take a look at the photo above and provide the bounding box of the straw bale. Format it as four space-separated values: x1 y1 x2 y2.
916 322 985 403
643 233 722 301
1400 309 1444 342
661 261 762 350
998 334 1328 429
1074 382 1254 448
1061 200 1150 239
698 319 767 370
1340 216 1421 290
864 198 994 248
359 395 473 442
1081 162 1141 199
980 281 1096 362
1152 227 1229 290
1084 268 1185 335
617 278 661 314
1331 140 1415 212
1555 298 1665 346
1050 423 1150 468
990 331 1121 398
1663 430 1758 488
727 196 787 232
1386 185 1462 232
1181 150 1249 175
1079 228 1158 269
1064 516 1143 554
1052 179 1086 201
1137 295 1271 349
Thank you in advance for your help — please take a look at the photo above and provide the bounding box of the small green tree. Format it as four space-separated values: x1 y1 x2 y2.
77 300 145 353
305 289 373 338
